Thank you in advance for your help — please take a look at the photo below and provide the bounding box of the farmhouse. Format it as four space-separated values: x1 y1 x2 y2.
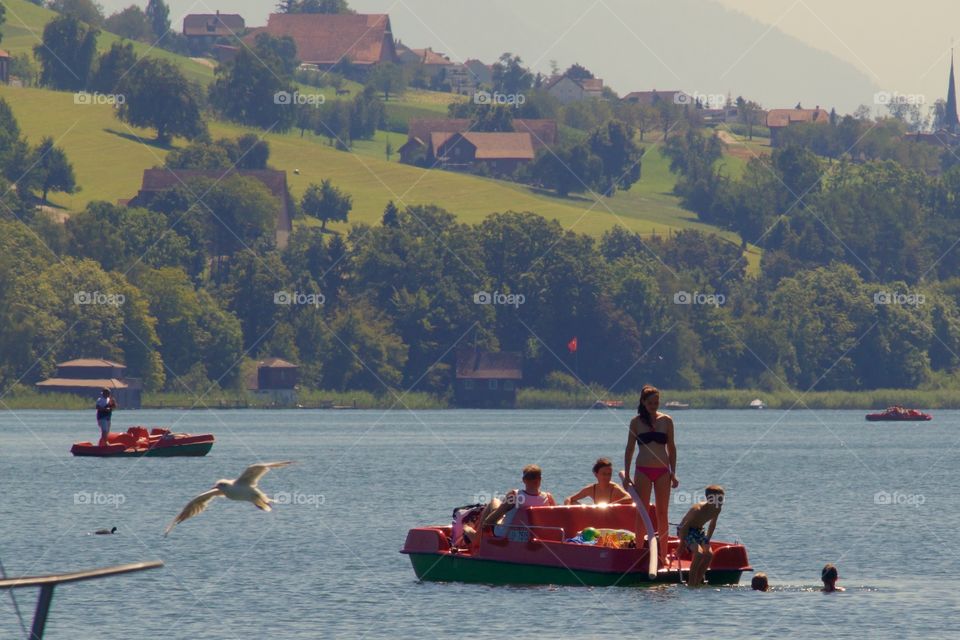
433 132 535 174
766 106 830 146
245 13 397 70
182 11 245 39
545 74 603 104
399 118 557 165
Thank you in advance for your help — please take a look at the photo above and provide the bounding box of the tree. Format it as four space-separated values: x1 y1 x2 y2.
104 5 151 41
368 62 405 101
34 15 99 90
492 53 533 95
385 137 393 161
48 0 103 25
531 143 602 197
301 179 352 231
282 0 352 13
588 120 643 196
118 58 206 144
8 53 38 87
564 63 594 80
135 267 244 386
381 200 399 227
89 41 137 93
209 34 298 131
319 300 407 391
349 85 384 140
145 0 170 40
29 137 77 203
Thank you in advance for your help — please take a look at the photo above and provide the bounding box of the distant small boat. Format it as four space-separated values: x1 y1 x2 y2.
749 399 765 410
71 426 214 457
866 406 932 422
664 401 690 410
592 400 624 409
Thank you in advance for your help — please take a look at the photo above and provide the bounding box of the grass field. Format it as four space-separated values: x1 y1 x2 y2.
1 84 755 245
0 0 758 265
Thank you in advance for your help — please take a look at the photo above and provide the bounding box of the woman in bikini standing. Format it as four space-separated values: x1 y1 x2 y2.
623 384 679 565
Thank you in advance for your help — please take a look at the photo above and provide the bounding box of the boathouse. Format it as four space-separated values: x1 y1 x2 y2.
35 358 142 408
454 348 522 408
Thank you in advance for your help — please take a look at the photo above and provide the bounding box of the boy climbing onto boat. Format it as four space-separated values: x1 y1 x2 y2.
677 485 724 586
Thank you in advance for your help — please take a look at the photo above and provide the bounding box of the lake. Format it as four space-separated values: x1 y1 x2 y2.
0 409 955 639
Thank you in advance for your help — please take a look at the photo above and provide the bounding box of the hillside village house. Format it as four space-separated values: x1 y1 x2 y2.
399 118 557 165
545 74 604 104
245 13 397 72
433 131 535 174
36 359 142 408
766 106 830 147
395 44 475 94
454 348 522 408
182 11 245 40
622 90 691 106
125 169 294 249
464 59 493 87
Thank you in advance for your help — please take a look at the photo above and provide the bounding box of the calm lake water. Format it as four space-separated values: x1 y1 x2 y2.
1 408 956 639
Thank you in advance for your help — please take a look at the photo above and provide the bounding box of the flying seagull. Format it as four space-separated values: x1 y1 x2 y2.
164 461 295 536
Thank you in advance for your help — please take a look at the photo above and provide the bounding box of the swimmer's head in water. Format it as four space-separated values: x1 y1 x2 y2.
821 563 838 584
751 573 769 591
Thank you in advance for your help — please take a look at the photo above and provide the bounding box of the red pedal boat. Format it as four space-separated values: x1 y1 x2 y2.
401 504 751 586
865 406 932 422
71 426 215 457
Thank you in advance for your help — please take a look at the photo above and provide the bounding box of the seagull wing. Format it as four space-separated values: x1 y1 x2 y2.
164 489 223 537
235 461 295 488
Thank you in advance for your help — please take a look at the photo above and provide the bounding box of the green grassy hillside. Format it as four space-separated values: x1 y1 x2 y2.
0 0 757 270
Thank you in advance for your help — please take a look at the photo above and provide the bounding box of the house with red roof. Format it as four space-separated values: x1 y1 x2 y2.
433 132 535 174
766 105 830 146
245 13 397 71
399 118 557 165
182 11 245 39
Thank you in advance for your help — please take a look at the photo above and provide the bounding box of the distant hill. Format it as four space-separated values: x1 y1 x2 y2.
344 0 878 113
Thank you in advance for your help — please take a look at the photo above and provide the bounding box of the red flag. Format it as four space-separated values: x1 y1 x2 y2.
567 337 578 353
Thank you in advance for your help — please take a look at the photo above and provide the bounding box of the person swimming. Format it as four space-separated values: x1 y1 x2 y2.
565 458 633 505
821 564 845 592
751 572 769 591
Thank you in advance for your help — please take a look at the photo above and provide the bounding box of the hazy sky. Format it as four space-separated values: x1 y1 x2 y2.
97 0 960 110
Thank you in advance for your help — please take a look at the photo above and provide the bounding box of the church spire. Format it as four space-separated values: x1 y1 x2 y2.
947 48 960 132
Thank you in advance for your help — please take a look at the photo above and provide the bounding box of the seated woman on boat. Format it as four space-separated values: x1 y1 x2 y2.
623 385 679 566
477 464 556 542
564 457 632 505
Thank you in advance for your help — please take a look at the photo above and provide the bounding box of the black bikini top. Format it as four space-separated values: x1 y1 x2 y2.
637 420 667 445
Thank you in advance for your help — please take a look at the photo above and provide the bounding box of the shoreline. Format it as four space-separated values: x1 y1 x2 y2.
2 388 959 411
